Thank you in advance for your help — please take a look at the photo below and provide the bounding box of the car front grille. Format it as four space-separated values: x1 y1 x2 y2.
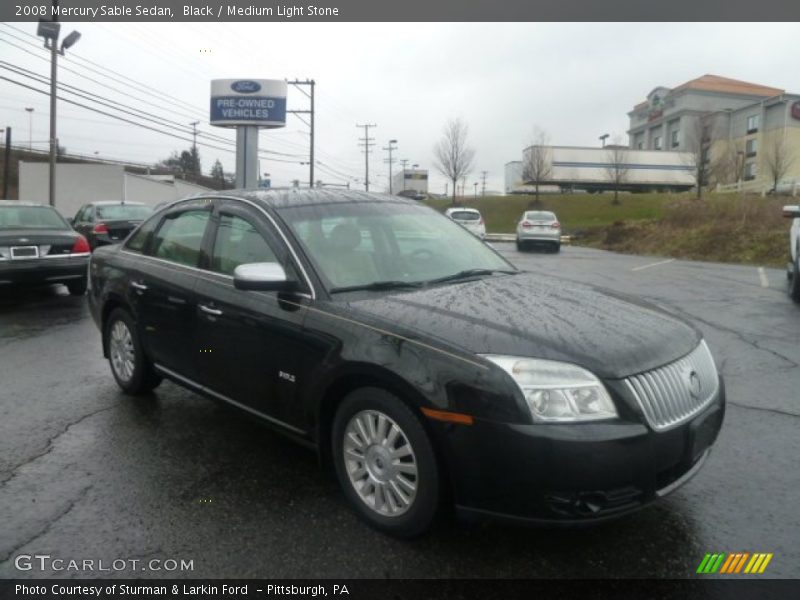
624 340 719 431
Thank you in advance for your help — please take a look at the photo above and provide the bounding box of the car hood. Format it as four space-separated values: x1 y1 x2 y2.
344 272 700 379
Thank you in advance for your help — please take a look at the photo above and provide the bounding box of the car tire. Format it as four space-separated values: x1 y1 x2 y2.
516 239 524 252
332 387 440 538
790 252 800 303
66 278 88 296
105 308 162 395
553 243 561 253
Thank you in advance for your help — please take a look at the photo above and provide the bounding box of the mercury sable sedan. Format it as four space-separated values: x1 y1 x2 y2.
88 189 725 537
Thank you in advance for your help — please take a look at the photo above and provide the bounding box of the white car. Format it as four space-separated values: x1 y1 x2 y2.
784 204 800 302
516 210 561 252
444 207 486 239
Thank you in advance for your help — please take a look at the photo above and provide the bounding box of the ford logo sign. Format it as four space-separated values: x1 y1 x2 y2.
231 80 261 94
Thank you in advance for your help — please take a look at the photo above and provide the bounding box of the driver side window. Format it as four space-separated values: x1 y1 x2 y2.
211 213 278 276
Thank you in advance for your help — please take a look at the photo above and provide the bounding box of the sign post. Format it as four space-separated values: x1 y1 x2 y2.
210 79 287 189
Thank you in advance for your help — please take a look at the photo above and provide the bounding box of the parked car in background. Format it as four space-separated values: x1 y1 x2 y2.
88 189 724 538
397 190 427 201
784 204 800 302
516 210 561 252
445 207 486 239
0 201 90 295
72 201 153 250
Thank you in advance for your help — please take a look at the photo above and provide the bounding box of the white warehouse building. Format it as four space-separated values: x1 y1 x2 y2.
391 168 428 195
19 163 212 218
507 146 695 194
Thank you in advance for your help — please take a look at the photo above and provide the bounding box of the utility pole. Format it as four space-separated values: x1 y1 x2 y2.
399 159 409 191
356 123 376 191
190 121 199 149
25 108 33 150
2 127 10 199
480 170 488 196
383 139 397 194
287 79 315 187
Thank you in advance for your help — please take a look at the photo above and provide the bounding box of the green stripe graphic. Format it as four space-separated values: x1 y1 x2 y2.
697 554 712 573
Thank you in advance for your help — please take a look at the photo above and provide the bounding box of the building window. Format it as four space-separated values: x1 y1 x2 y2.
671 130 679 148
744 162 757 181
746 114 759 134
653 136 662 150
746 138 758 157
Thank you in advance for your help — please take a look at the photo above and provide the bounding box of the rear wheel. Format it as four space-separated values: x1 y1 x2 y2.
516 239 524 252
66 278 87 296
553 242 561 253
105 308 162 395
332 388 440 538
790 252 800 303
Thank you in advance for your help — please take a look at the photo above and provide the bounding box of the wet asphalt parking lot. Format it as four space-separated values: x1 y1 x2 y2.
0 244 798 579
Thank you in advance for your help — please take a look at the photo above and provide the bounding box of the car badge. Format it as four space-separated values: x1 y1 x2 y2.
686 369 701 399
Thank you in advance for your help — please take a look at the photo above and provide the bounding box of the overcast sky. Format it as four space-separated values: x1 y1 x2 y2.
2 22 799 193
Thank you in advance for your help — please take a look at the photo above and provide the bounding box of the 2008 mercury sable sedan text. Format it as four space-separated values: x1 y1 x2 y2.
88 190 725 537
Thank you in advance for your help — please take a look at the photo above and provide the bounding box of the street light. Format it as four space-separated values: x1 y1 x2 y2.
37 19 81 207
599 133 609 148
473 182 478 197
384 139 398 194
25 108 34 150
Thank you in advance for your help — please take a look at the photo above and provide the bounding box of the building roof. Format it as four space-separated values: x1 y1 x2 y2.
672 74 784 97
632 74 785 112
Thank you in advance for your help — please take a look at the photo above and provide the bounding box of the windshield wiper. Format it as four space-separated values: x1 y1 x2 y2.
329 280 424 294
425 268 518 285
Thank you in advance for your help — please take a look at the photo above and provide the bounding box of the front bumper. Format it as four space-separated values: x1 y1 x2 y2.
442 377 725 524
0 255 89 286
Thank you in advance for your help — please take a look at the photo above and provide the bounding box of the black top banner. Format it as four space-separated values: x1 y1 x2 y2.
2 0 799 22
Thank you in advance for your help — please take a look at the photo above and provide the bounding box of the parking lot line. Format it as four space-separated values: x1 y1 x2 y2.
758 267 770 288
631 258 675 272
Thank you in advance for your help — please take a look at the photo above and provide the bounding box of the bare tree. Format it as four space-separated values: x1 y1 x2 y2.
709 138 745 187
764 134 794 192
684 112 717 199
522 128 552 202
605 137 629 205
433 118 475 206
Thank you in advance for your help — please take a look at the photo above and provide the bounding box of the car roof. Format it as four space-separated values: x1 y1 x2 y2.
88 200 147 206
188 188 419 210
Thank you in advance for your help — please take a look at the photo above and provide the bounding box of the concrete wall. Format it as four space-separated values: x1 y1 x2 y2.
19 163 212 218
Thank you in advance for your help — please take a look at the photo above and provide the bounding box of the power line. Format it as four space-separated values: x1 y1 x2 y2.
356 123 376 191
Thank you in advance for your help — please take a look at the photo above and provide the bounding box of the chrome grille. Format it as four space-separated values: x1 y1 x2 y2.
624 340 719 431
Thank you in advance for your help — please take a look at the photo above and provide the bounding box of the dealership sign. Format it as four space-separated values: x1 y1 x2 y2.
210 79 287 128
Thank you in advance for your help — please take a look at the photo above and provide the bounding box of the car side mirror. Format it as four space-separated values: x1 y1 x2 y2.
783 205 800 218
233 262 296 292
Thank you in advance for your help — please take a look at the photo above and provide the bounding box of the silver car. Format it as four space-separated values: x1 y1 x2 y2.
516 210 561 252
445 207 486 239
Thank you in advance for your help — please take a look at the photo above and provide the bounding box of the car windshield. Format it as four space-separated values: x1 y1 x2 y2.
0 205 69 230
450 211 480 221
525 211 556 221
279 201 513 291
96 204 152 221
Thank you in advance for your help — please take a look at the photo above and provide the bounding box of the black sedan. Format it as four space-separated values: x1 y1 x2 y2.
88 190 725 537
0 200 90 295
71 201 153 250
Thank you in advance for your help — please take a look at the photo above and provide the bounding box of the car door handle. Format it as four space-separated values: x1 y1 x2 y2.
130 281 148 291
199 304 223 316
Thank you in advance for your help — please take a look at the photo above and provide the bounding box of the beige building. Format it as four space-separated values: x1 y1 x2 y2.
628 75 800 192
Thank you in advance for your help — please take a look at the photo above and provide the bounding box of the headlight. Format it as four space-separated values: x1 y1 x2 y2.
481 355 618 423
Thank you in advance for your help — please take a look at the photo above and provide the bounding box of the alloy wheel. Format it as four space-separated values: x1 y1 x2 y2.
343 409 418 517
109 320 135 383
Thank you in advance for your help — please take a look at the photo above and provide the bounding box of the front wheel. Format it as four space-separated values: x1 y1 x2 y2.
332 388 440 538
105 308 162 395
790 252 800 303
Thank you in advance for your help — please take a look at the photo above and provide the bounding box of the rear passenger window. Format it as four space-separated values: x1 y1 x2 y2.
150 210 210 267
211 214 277 275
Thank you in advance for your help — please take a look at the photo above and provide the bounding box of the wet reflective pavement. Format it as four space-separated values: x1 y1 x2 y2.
1 245 798 578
